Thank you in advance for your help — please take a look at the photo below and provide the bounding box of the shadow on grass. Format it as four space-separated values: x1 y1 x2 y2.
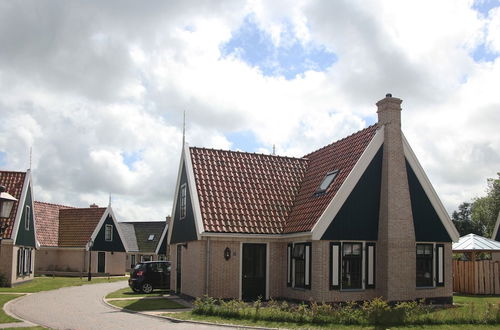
110 297 186 311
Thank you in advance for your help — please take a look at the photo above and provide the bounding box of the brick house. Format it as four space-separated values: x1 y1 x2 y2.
0 170 37 286
35 202 129 275
167 95 459 303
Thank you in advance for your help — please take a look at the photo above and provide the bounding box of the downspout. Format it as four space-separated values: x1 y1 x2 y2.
205 237 210 295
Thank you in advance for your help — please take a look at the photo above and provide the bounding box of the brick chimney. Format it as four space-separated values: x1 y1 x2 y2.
376 94 416 301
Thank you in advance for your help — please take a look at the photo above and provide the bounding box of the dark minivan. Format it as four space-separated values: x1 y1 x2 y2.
128 261 171 293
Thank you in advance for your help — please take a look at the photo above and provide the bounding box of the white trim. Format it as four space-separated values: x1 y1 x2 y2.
155 223 169 255
312 127 384 240
179 183 187 219
367 244 375 286
402 134 460 242
12 170 31 242
184 144 204 239
361 242 366 290
492 211 500 240
305 244 310 286
88 206 129 252
331 244 339 287
437 245 444 284
167 149 184 246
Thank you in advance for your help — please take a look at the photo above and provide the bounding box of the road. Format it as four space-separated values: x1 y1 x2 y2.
6 280 235 330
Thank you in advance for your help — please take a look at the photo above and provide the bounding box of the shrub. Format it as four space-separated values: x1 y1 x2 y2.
0 272 8 287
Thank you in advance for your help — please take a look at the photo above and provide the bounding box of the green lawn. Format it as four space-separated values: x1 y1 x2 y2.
108 298 186 311
0 294 23 324
105 287 168 299
0 276 127 293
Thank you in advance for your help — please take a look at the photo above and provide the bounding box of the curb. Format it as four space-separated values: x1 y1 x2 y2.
2 294 41 329
102 297 277 330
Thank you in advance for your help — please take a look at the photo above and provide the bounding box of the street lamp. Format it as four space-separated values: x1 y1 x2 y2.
0 185 17 239
87 239 94 281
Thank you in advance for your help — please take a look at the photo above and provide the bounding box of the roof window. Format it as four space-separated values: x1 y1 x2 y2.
315 170 339 195
148 234 155 241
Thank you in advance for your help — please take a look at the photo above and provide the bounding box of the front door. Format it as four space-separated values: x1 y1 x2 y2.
242 243 266 301
176 245 182 293
97 252 105 273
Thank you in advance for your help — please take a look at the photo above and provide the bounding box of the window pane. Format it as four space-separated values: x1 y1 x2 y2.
416 244 433 287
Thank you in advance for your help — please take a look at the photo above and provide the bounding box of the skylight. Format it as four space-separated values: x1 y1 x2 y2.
148 234 155 241
315 170 339 195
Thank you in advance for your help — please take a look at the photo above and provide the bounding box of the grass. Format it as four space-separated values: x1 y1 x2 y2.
166 295 500 329
105 287 168 299
108 298 186 311
0 276 127 293
171 312 500 329
0 294 23 323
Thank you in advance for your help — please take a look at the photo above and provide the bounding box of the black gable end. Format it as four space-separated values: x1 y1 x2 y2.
321 146 383 241
93 215 126 252
406 160 451 242
170 162 198 244
496 229 500 242
15 183 36 247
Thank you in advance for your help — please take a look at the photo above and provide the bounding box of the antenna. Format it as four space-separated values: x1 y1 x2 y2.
182 110 186 146
272 144 276 156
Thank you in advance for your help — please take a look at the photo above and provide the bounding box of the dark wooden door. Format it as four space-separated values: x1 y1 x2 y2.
97 252 105 273
176 245 182 293
242 243 266 301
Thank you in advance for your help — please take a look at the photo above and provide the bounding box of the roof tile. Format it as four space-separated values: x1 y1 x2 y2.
58 207 106 247
0 171 26 239
34 201 73 247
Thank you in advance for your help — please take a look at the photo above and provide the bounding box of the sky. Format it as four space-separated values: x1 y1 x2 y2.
0 0 499 222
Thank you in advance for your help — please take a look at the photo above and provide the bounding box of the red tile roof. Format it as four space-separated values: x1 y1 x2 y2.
190 124 378 234
284 124 378 233
0 171 27 239
191 148 308 234
58 207 106 247
34 201 74 247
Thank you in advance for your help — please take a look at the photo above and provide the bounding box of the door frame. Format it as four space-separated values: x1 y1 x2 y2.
97 251 106 273
239 242 269 300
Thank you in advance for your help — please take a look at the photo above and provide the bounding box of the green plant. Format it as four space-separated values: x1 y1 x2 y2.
0 273 8 287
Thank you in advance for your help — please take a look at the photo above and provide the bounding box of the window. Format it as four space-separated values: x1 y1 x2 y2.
148 234 155 241
342 243 363 289
287 242 311 289
330 241 376 290
416 244 433 287
158 254 167 261
130 254 136 268
315 170 339 195
105 224 113 241
25 206 30 230
17 248 32 276
141 255 152 262
180 183 187 219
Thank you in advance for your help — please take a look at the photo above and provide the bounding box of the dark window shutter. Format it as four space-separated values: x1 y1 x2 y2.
436 244 445 287
17 249 22 276
330 242 341 290
287 243 292 287
366 243 376 289
304 242 312 289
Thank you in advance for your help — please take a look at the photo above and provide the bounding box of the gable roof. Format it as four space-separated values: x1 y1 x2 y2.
453 233 500 251
188 125 378 235
34 201 73 247
0 170 26 239
118 222 138 252
58 207 106 247
190 147 308 234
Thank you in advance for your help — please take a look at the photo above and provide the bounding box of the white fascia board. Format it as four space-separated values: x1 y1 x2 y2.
155 223 168 255
491 211 500 241
311 127 385 240
88 206 116 250
184 143 204 239
12 169 30 243
167 145 186 246
402 133 460 242
107 206 129 252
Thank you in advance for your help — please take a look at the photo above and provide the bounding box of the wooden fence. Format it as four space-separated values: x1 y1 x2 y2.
453 260 500 294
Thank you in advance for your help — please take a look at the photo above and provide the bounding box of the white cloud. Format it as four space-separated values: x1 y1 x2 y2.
0 0 499 221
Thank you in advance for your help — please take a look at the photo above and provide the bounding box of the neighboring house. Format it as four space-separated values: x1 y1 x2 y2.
0 170 38 286
118 220 168 271
35 202 128 275
166 94 460 303
453 233 500 260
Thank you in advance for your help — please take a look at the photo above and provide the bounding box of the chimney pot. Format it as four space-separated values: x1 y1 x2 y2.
90 203 98 208
386 93 392 98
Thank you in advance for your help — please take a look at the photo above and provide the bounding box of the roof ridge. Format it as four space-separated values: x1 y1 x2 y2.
35 200 75 208
190 146 308 162
60 206 107 211
0 170 27 174
303 124 378 158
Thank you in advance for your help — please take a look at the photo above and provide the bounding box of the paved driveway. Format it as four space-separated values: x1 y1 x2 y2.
6 280 234 330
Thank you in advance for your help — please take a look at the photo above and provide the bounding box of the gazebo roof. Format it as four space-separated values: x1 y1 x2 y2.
452 233 500 252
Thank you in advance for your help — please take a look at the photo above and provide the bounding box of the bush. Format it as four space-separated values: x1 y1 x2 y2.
0 272 8 287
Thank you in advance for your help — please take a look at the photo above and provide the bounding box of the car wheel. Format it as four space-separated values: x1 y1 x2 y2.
141 282 153 294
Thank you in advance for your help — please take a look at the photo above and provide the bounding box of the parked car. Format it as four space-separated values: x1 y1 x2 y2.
128 261 171 293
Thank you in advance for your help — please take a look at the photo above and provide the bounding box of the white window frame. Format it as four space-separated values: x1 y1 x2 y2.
180 183 187 219
288 242 312 290
25 205 30 231
105 224 113 242
330 241 376 291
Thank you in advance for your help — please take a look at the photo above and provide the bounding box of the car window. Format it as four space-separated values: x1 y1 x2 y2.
134 263 145 270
